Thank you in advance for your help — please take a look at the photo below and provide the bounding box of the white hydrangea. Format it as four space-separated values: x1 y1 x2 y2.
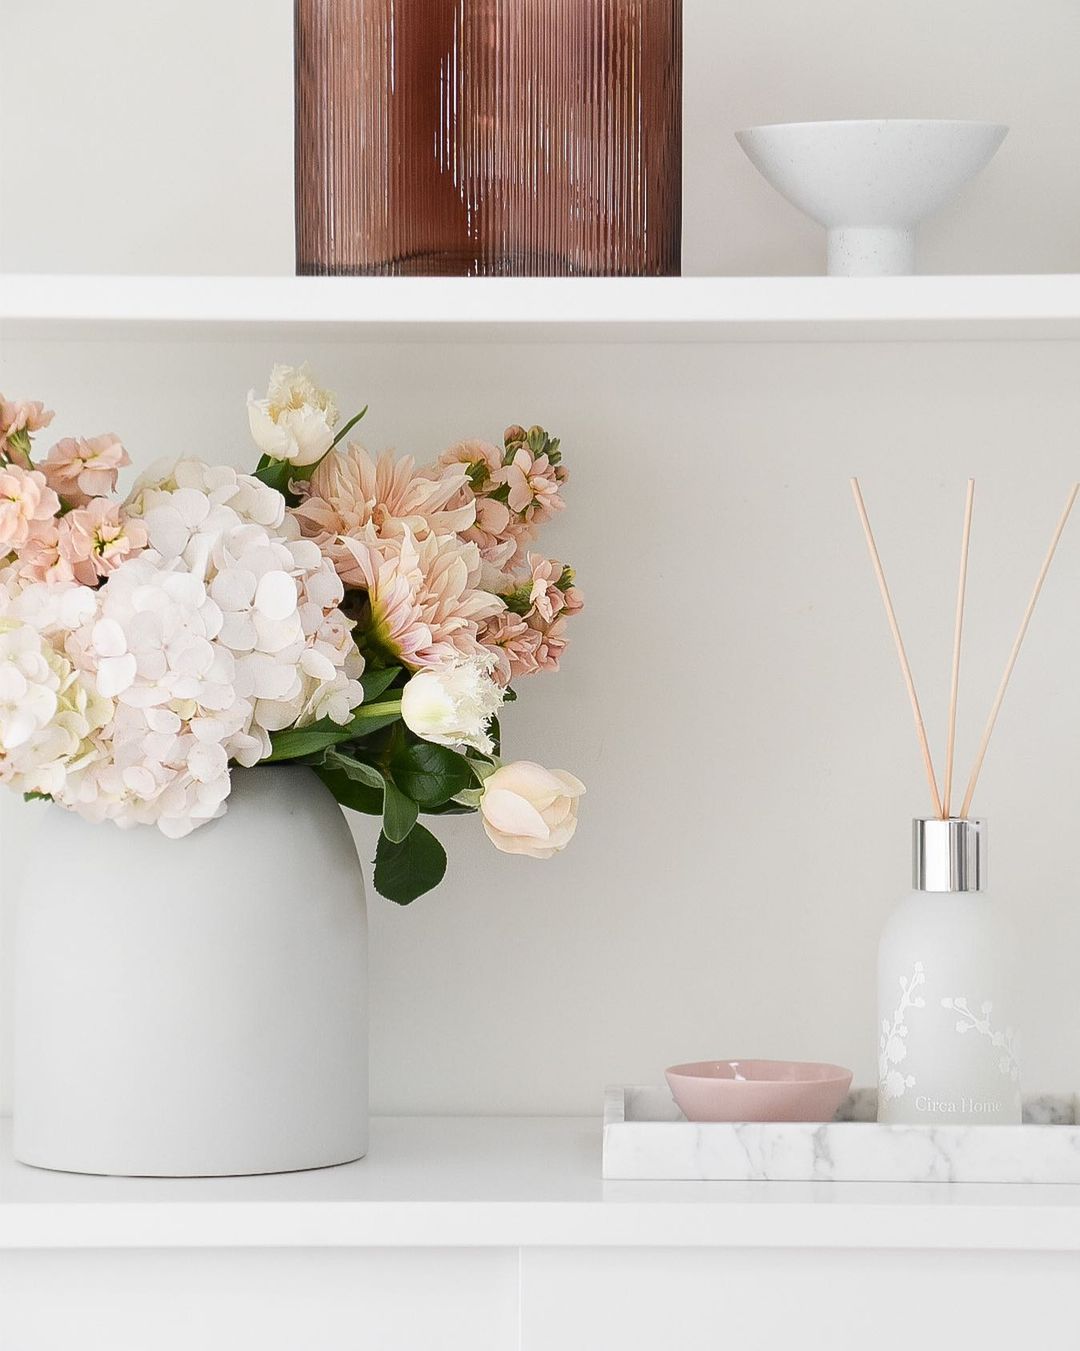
41 458 366 838
59 558 249 837
125 457 287 531
0 582 110 797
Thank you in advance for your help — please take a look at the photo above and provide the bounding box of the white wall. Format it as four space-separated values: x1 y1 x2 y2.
3 1 1080 1119
4 0 1080 277
3 336 1079 1116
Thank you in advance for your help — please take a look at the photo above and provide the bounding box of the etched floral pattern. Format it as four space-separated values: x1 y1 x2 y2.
941 996 1021 1083
879 961 926 1101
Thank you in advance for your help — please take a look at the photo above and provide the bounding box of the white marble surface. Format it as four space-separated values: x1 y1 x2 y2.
604 1087 1080 1183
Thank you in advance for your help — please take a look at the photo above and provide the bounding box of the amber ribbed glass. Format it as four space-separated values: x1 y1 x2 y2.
295 0 682 276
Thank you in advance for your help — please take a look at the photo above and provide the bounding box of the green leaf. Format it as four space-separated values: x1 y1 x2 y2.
315 765 383 816
265 713 368 761
322 749 385 789
360 665 403 702
374 824 447 905
330 406 368 449
423 799 477 816
252 456 294 496
382 777 419 843
22 790 52 803
323 748 419 842
264 723 355 762
390 740 473 807
266 698 404 761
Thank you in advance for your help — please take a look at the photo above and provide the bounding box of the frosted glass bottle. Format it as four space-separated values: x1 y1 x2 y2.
877 818 1021 1125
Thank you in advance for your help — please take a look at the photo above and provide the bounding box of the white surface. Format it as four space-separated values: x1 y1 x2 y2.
735 121 1008 275
8 273 1080 342
521 1247 1080 1351
13 769 368 1176
6 1115 1080 1252
0 1247 518 1351
5 0 1080 277
603 1087 1080 1182
3 335 1080 1120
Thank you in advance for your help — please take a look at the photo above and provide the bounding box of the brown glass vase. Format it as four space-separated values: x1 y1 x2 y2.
295 0 682 276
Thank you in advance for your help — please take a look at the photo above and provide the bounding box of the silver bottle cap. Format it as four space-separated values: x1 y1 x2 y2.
912 817 986 892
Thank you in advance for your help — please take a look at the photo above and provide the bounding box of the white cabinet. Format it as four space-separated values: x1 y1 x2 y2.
3 1117 1080 1350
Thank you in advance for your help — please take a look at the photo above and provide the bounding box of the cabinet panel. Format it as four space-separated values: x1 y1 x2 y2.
522 1246 1080 1351
0 1248 518 1351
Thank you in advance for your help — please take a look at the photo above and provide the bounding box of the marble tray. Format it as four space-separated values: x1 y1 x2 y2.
602 1086 1080 1182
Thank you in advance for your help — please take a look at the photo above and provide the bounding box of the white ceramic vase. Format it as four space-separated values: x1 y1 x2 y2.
13 766 368 1176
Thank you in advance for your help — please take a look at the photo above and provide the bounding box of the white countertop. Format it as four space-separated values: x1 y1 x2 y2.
4 1117 1080 1252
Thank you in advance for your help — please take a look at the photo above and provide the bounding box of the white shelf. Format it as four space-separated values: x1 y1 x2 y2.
3 274 1080 343
4 1116 1080 1251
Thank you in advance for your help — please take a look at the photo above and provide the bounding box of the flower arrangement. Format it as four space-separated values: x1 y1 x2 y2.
0 368 584 903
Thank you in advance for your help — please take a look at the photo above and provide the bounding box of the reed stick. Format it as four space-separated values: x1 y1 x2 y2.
958 482 1080 819
942 479 975 819
850 478 943 819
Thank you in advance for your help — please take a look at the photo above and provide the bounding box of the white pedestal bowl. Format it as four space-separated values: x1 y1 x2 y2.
735 119 1008 276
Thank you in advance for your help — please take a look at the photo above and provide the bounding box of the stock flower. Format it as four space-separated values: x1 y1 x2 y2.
478 610 540 684
337 527 503 670
479 555 581 680
0 397 54 464
60 498 148 584
400 655 504 754
247 362 339 466
522 554 578 624
0 465 60 550
295 443 474 557
435 438 528 568
437 438 503 480
479 760 584 859
14 520 72 585
41 434 129 507
463 497 519 570
530 615 569 673
497 444 565 524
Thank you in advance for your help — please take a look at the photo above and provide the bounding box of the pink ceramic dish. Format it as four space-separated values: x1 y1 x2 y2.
665 1059 853 1123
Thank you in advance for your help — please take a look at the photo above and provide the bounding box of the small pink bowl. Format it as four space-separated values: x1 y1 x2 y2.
665 1059 853 1123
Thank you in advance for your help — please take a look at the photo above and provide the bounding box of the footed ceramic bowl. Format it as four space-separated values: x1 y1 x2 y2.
665 1059 853 1123
735 119 1008 276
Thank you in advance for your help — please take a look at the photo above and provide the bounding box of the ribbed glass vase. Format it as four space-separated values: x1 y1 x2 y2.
295 0 682 276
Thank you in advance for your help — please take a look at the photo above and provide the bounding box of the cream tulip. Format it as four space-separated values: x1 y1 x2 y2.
400 657 503 753
247 363 338 467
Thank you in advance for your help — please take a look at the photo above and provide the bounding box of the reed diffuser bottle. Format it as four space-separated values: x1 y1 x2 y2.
852 477 1079 1129
878 818 1020 1125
